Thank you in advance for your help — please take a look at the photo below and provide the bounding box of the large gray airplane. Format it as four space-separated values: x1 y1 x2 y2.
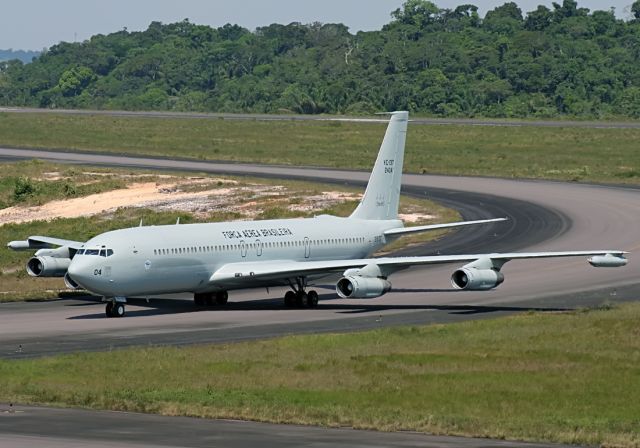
8 112 628 318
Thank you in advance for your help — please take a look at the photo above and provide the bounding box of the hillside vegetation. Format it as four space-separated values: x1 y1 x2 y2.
1 0 640 118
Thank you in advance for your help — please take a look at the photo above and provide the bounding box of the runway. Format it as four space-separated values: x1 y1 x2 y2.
0 404 568 448
0 147 638 447
0 147 638 360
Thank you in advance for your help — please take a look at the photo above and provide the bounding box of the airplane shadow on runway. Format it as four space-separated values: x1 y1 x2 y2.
66 288 567 320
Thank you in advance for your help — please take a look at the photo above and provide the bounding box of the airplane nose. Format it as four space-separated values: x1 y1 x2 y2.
67 260 91 288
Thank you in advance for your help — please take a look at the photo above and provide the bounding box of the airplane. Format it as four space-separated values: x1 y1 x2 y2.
7 111 628 318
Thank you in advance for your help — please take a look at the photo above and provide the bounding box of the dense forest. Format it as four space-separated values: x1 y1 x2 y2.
1 0 640 118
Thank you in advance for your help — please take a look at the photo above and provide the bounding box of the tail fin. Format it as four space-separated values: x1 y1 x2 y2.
350 111 408 221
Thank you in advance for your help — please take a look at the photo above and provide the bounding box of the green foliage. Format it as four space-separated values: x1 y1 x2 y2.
1 2 640 117
13 177 37 202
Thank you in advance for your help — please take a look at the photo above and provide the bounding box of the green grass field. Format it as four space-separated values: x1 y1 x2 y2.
1 113 639 184
1 302 638 447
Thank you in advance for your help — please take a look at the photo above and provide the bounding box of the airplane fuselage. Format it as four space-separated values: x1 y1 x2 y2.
68 215 403 297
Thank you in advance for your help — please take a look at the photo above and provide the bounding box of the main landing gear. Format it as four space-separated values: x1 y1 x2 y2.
194 291 229 307
105 300 126 318
284 277 319 308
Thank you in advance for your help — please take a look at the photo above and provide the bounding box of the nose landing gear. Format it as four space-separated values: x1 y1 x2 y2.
105 299 126 318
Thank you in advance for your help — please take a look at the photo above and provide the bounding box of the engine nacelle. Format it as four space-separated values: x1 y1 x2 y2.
35 246 71 259
451 268 504 291
26 256 70 278
336 276 392 299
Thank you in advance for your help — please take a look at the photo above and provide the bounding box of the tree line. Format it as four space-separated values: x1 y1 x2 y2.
1 0 640 118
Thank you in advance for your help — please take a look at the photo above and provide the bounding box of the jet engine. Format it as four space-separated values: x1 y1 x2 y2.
26 256 71 278
451 268 504 291
336 263 392 299
336 276 392 298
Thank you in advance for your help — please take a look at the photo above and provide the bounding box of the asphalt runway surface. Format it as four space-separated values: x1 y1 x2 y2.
0 404 570 448
0 147 638 448
2 106 640 128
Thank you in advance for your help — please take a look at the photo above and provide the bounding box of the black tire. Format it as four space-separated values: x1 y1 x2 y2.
307 290 319 308
105 302 114 318
284 291 296 307
295 292 305 308
194 294 206 306
114 303 125 318
204 294 214 306
215 291 229 305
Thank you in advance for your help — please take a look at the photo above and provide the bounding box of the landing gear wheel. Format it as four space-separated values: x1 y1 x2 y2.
113 303 125 318
215 291 229 305
306 290 319 308
105 302 114 317
295 292 306 308
194 293 206 306
284 291 296 307
204 294 214 306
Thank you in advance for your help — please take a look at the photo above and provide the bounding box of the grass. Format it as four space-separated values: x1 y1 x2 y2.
1 113 640 184
1 302 638 446
0 159 129 209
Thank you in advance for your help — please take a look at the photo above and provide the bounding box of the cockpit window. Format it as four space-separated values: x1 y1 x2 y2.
79 248 114 257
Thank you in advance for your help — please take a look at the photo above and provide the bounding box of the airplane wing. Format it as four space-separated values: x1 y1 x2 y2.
7 235 85 251
384 217 507 236
209 250 628 287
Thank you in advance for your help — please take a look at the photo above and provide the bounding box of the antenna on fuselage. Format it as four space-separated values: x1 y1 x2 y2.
176 217 180 225
139 219 143 227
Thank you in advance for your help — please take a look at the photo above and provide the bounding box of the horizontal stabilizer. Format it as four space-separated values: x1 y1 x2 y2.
384 217 507 236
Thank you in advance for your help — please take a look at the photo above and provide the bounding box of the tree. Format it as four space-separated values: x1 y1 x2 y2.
391 0 441 28
525 6 553 30
57 66 95 97
632 0 640 20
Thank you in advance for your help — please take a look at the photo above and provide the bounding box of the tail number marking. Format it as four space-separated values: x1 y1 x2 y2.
384 159 394 174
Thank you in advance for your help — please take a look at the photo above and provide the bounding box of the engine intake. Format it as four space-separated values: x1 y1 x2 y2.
451 268 504 291
336 276 391 299
26 256 70 278
64 272 81 289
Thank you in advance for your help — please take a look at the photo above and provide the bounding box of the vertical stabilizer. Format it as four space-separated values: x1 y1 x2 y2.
350 111 408 220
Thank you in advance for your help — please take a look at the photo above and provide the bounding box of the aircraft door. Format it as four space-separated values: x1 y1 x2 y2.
240 240 247 258
304 237 311 259
256 239 262 257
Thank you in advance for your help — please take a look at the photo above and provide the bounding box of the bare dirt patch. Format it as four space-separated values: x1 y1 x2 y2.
0 178 371 225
